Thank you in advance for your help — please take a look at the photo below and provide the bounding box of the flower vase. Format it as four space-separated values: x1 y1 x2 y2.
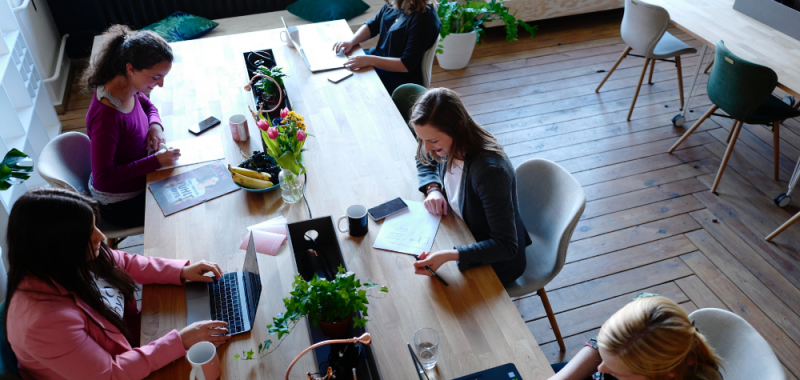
279 168 303 204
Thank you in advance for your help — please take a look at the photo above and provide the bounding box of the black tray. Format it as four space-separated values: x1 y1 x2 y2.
242 49 292 121
286 217 382 380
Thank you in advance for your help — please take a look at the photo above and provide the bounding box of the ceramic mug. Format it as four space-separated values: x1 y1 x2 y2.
337 205 368 237
187 341 221 380
280 30 294 47
229 114 249 142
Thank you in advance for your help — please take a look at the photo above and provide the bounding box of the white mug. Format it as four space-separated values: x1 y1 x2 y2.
187 341 221 380
229 114 249 142
280 30 294 47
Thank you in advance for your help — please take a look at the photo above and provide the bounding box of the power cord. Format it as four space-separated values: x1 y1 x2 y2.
302 173 312 219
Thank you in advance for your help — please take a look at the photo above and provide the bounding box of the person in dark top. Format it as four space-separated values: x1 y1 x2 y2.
333 0 441 94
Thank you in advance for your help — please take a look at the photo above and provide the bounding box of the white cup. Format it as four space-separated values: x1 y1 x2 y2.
280 30 294 48
187 341 221 380
229 114 249 142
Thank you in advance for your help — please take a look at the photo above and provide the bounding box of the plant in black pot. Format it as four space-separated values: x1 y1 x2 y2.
234 266 388 360
252 65 287 108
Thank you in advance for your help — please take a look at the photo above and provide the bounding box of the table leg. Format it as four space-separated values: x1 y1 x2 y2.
681 44 709 117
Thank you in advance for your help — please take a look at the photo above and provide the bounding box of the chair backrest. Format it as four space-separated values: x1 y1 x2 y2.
689 308 785 380
621 0 671 57
391 83 428 136
707 40 778 121
37 132 92 195
421 37 439 88
514 159 586 287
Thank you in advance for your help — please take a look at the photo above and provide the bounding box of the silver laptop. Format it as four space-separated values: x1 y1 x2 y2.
282 17 349 72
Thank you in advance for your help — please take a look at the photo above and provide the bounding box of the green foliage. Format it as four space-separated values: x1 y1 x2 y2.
254 66 287 97
235 266 388 360
0 149 32 191
436 0 537 54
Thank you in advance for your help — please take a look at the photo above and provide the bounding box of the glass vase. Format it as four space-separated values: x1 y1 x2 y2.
279 168 303 204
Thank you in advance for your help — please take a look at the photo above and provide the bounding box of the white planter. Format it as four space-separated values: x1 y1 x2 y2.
436 30 477 70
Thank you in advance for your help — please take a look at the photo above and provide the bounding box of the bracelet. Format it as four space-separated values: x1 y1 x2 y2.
425 183 441 195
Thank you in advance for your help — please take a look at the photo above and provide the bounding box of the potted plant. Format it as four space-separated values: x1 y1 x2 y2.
234 266 388 361
436 0 538 70
252 107 312 204
252 65 287 108
0 149 33 190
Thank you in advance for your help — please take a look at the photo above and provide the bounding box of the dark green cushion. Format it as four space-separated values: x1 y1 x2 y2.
141 12 219 43
287 0 370 23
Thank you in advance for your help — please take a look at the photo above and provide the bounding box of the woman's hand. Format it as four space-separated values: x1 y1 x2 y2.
423 189 448 215
344 55 372 70
181 260 223 282
146 123 166 151
155 146 181 167
179 321 231 349
333 39 356 55
413 250 458 275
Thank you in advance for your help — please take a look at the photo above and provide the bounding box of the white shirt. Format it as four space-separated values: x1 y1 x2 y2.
443 159 465 219
92 274 125 318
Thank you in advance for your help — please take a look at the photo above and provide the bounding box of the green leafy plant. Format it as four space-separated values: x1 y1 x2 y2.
0 149 32 190
253 66 287 98
436 0 537 54
235 266 388 360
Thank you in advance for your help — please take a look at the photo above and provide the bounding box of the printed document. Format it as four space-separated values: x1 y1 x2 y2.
156 134 225 171
373 200 441 255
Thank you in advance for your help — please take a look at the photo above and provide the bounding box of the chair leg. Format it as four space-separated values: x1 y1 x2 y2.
628 58 651 121
648 59 655 85
538 288 565 352
669 105 718 153
774 121 781 180
766 211 800 241
596 46 632 93
726 125 735 143
712 120 743 193
676 56 685 109
704 58 714 74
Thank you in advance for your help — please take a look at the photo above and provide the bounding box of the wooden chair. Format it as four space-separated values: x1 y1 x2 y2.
596 0 697 121
668 41 800 193
506 158 586 352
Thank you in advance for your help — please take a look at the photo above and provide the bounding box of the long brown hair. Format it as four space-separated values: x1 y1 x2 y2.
82 24 173 91
4 188 138 339
598 297 722 380
411 88 504 171
385 0 435 14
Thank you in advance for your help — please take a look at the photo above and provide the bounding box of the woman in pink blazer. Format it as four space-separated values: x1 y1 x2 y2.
4 188 231 379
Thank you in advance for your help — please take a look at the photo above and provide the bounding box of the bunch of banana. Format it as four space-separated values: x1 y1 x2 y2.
228 164 274 189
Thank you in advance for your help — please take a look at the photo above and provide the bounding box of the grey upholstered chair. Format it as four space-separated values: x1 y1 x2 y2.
689 308 785 380
596 0 697 121
421 38 439 88
38 132 144 248
506 158 586 351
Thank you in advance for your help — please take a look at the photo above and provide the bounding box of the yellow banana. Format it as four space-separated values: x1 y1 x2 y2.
231 172 274 189
228 164 271 181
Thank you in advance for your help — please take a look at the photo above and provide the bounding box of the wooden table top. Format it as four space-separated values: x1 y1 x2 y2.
142 20 553 380
647 0 800 97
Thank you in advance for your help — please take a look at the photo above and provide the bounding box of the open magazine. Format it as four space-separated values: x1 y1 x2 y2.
149 161 238 215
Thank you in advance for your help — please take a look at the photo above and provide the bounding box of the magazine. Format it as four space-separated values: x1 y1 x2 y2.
149 161 239 215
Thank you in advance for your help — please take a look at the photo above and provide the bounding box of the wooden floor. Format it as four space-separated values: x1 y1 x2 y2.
60 9 800 378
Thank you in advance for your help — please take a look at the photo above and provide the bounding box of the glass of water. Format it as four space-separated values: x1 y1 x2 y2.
413 327 439 370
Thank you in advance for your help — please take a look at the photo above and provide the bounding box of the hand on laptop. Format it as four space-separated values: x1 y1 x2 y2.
333 39 355 55
180 321 231 348
181 259 223 282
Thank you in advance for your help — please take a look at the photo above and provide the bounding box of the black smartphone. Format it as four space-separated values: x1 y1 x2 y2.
368 197 408 221
189 116 221 135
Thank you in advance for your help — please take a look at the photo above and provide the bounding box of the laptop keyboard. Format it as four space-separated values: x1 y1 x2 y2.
210 273 245 334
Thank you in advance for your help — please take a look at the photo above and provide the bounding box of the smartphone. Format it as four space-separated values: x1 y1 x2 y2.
368 197 408 221
328 70 353 84
189 116 221 135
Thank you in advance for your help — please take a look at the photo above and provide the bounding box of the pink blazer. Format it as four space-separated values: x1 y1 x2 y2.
7 250 190 380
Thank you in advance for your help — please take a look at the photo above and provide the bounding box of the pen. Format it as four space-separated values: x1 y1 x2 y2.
413 254 449 286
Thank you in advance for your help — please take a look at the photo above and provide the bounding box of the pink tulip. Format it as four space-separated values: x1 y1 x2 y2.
296 129 306 142
257 119 270 131
267 127 279 139
280 108 289 119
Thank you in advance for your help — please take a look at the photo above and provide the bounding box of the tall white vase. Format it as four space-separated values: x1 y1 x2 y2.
435 30 477 70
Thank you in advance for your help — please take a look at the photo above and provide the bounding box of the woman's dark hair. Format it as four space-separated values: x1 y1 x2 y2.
386 0 435 14
3 188 137 340
411 87 504 171
82 24 173 90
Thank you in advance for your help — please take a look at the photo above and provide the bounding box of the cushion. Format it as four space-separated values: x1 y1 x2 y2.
287 0 370 23
141 12 219 43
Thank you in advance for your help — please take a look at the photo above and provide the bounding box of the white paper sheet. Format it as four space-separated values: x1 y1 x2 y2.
373 200 442 255
156 134 225 170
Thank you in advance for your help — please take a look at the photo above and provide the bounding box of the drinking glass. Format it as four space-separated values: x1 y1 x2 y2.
413 327 439 370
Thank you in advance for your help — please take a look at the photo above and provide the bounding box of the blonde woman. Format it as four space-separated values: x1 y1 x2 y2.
550 294 723 380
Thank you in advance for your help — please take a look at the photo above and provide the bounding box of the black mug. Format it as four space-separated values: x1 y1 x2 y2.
337 205 368 237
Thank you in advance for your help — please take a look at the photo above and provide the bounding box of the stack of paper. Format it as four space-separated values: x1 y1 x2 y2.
239 216 288 256
373 200 441 255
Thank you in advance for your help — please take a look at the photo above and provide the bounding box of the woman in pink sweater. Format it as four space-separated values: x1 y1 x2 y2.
5 188 230 379
84 25 182 228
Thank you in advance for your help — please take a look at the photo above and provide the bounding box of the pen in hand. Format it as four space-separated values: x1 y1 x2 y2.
413 253 449 287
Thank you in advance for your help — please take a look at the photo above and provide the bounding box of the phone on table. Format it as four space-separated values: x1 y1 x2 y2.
368 197 408 221
189 116 221 135
328 70 353 84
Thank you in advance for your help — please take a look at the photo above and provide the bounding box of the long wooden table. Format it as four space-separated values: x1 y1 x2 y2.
142 20 554 380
